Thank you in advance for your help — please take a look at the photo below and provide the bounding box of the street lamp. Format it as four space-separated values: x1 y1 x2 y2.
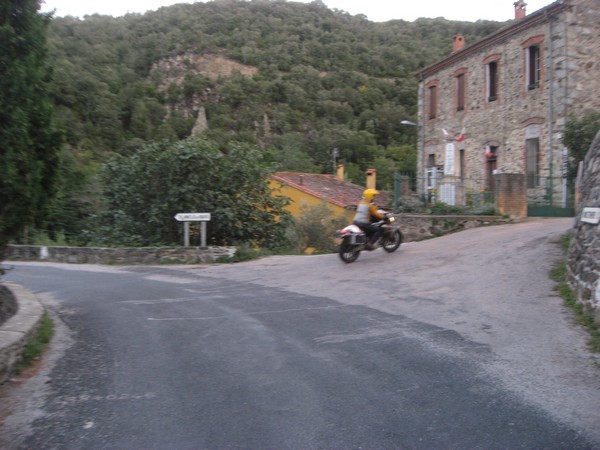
400 120 417 126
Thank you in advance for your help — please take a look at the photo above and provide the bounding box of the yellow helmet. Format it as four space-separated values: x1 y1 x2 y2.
363 188 379 200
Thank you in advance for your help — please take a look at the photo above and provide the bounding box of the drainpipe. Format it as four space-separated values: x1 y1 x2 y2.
547 9 555 207
419 73 427 200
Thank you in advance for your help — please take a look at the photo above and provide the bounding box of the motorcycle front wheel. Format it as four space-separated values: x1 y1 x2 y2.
338 241 360 263
382 229 402 253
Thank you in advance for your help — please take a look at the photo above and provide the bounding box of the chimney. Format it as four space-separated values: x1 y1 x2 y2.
299 174 304 186
365 168 377 190
514 0 527 20
453 35 465 53
336 164 345 181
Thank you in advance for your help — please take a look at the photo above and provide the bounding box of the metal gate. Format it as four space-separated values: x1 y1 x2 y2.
526 176 575 217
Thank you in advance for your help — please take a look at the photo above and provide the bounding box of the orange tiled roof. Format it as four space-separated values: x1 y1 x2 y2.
271 172 390 209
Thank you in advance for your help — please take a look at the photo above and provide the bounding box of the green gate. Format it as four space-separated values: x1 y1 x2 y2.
527 176 575 217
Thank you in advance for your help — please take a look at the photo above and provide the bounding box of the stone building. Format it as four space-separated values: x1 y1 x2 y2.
415 0 600 216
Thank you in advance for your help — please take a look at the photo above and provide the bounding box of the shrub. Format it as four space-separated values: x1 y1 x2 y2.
293 204 348 253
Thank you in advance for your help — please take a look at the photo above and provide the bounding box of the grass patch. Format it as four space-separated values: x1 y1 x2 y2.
550 235 600 353
16 311 54 373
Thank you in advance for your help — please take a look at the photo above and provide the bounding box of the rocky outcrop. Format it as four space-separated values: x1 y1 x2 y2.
151 52 257 89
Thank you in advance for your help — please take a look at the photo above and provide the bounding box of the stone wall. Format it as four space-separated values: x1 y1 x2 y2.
567 131 600 322
398 214 512 242
6 245 237 265
494 173 528 219
0 283 44 384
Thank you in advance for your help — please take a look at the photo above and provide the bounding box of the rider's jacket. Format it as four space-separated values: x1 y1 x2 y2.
353 199 385 224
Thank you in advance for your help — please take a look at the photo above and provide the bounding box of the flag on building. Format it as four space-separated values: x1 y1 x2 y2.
456 126 466 142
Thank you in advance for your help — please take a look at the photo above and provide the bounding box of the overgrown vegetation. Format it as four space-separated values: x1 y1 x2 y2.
216 203 348 261
0 0 61 259
550 234 600 353
292 204 348 253
16 311 54 373
562 113 600 181
96 136 292 247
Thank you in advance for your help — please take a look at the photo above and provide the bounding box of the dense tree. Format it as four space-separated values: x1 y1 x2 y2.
563 113 600 180
0 0 61 257
97 137 291 247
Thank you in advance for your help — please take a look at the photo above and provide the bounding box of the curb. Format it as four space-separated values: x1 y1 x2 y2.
0 283 45 384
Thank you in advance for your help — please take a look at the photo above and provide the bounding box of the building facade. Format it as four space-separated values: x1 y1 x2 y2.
415 0 600 215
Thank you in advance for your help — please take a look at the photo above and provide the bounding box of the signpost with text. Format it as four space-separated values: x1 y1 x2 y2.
581 207 600 225
174 213 211 247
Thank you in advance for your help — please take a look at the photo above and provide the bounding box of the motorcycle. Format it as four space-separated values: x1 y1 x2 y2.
334 212 403 263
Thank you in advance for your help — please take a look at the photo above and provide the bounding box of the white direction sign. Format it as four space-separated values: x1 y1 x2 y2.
581 207 600 225
174 212 211 222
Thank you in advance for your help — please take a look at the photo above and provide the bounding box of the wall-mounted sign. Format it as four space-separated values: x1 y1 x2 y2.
581 207 600 225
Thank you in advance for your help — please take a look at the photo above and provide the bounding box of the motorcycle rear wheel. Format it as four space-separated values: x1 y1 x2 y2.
338 241 360 263
382 229 402 253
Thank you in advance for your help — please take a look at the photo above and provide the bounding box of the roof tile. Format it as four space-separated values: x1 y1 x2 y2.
271 172 390 208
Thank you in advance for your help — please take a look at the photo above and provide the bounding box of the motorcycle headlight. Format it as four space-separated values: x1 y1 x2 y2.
389 217 395 222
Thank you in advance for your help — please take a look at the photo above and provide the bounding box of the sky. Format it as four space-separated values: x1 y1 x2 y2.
39 0 554 23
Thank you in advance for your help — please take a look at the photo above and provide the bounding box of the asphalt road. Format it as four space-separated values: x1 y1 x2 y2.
1 218 599 449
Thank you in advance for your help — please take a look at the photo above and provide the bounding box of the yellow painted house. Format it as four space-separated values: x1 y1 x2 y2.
270 166 390 222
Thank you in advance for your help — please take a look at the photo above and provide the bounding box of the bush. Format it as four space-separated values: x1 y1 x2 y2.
96 137 291 247
429 202 465 215
293 204 348 253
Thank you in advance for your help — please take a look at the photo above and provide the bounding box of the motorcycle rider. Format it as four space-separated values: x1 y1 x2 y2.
353 188 386 249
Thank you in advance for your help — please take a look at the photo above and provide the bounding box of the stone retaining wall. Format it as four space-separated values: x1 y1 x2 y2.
567 131 600 322
398 214 512 242
5 245 237 265
0 283 44 384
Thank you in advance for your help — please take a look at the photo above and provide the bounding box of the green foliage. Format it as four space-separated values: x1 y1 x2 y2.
385 144 417 173
429 203 465 215
17 311 54 373
42 3 503 163
562 112 600 180
292 203 348 253
0 0 61 256
96 136 292 247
